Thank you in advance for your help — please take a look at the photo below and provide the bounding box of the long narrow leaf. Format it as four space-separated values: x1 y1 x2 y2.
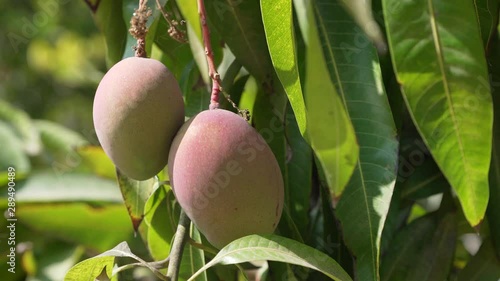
303 0 359 197
305 1 398 280
261 0 307 135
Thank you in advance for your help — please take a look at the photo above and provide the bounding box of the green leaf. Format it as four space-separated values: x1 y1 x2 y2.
458 239 500 281
337 0 386 51
381 213 457 281
18 203 132 252
9 171 122 203
0 99 41 155
30 242 83 281
65 256 114 281
116 169 157 231
310 1 399 278
75 146 116 179
65 242 166 281
152 10 192 79
179 226 207 281
303 0 359 197
34 120 88 155
261 0 307 135
285 103 312 236
181 61 211 117
204 0 274 83
0 121 30 175
398 132 447 200
382 0 493 226
473 0 500 49
187 235 353 281
144 185 178 260
90 0 127 66
487 35 500 259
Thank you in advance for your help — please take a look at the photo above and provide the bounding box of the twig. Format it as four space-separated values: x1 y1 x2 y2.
155 0 188 43
130 0 152 58
197 0 222 110
187 238 218 256
166 210 191 281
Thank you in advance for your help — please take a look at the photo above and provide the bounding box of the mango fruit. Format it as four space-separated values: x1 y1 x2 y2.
168 109 284 248
93 57 184 180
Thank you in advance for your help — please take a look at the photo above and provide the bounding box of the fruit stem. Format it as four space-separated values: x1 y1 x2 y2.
130 0 152 58
166 210 190 281
197 0 221 110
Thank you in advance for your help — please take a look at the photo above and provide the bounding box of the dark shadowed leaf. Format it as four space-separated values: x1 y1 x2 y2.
487 34 500 258
90 0 127 66
458 239 500 281
473 0 500 50
204 0 274 83
383 0 493 226
381 213 457 281
116 169 157 231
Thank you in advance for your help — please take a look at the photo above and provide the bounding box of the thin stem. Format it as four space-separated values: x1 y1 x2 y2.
166 210 191 281
197 0 221 110
155 0 188 43
187 238 218 256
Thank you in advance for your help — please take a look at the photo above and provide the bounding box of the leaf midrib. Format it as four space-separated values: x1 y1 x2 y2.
314 2 377 279
427 0 476 214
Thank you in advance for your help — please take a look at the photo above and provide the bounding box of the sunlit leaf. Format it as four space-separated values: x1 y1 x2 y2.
75 145 116 179
65 241 166 281
188 235 353 281
10 171 121 203
303 0 359 197
261 0 307 135
383 0 493 226
338 0 386 52
18 203 132 252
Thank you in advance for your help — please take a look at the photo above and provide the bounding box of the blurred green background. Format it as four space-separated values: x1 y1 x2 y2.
0 1 148 280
